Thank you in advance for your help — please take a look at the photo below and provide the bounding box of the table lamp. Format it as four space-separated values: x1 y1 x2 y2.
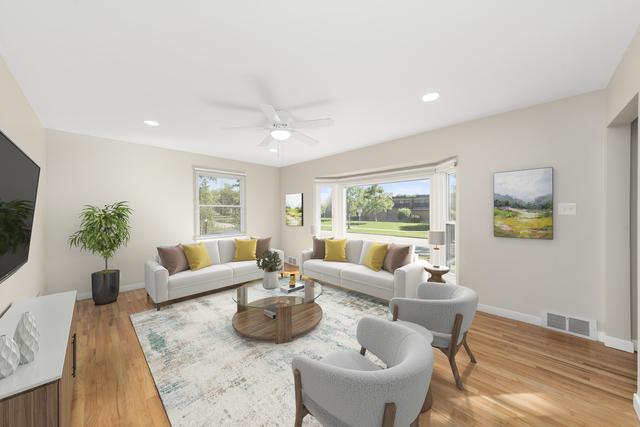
429 230 445 267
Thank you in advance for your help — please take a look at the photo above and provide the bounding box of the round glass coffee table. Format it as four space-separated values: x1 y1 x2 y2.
232 277 323 344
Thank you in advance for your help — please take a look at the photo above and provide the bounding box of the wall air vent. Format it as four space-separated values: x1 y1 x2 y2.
286 256 298 266
544 312 597 340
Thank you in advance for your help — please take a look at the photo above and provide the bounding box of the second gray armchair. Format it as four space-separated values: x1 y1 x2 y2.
390 282 479 390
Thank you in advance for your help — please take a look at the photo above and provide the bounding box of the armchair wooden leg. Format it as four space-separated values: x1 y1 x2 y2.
448 314 464 390
410 415 420 427
449 356 464 390
462 333 477 363
421 385 432 412
293 369 308 427
382 402 396 427
360 346 367 356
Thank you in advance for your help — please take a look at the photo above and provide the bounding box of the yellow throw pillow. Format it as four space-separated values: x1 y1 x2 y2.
181 242 213 271
324 239 347 262
363 242 389 272
234 239 257 261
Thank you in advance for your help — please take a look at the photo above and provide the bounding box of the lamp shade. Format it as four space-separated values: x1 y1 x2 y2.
429 231 445 245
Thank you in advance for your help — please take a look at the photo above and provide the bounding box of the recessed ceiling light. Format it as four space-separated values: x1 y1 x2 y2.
269 148 278 153
143 120 159 126
421 92 440 102
270 129 291 141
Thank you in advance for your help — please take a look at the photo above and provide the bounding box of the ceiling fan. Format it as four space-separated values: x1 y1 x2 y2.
223 104 334 148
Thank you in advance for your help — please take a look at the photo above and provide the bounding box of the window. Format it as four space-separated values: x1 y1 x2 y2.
319 185 333 232
195 169 244 237
345 179 430 239
446 172 456 273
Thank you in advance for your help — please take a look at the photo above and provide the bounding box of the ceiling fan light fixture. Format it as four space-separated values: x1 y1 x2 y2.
143 120 159 126
269 148 278 153
270 129 291 141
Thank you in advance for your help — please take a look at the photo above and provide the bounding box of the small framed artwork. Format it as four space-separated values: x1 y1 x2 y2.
285 193 304 226
494 167 553 239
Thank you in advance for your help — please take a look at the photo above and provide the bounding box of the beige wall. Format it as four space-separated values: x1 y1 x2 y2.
0 56 47 310
45 130 280 296
280 91 607 329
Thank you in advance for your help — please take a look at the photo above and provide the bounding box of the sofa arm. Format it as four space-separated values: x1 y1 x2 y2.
271 248 285 272
300 249 313 275
145 260 169 304
393 261 427 298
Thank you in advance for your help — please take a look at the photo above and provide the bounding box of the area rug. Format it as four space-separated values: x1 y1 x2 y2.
130 286 388 426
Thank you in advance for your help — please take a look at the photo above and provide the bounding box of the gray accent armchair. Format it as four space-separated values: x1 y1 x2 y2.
291 316 434 427
390 282 479 390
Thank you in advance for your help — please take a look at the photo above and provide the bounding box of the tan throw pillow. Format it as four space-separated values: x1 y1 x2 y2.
251 236 272 258
383 243 412 273
312 236 332 259
157 245 189 275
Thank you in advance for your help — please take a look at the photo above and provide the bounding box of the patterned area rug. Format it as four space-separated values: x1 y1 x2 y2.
130 286 388 426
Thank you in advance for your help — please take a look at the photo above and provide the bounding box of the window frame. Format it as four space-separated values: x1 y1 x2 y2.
194 168 246 239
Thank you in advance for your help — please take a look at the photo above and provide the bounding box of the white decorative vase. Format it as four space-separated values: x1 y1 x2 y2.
14 312 40 365
0 335 20 379
263 271 279 289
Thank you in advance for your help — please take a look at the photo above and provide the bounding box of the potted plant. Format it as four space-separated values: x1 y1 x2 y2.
257 250 282 289
68 201 132 305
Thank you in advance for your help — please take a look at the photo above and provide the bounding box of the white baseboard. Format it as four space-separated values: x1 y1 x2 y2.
634 393 640 421
478 303 637 353
477 303 542 326
601 333 635 353
76 282 145 300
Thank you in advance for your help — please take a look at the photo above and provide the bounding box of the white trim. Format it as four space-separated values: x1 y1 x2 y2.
194 168 246 239
477 303 542 326
600 333 635 353
633 393 640 421
76 282 144 300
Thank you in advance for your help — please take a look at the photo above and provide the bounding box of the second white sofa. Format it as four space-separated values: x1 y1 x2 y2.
145 237 283 308
300 239 427 300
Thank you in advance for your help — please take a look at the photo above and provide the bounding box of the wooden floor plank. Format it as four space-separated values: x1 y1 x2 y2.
71 289 638 426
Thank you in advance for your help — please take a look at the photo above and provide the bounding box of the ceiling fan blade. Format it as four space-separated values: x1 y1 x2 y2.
292 131 319 146
221 126 266 131
292 118 334 129
258 132 274 147
259 104 281 123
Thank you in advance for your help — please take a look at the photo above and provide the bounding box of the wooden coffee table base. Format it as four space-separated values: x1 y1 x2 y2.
232 302 323 344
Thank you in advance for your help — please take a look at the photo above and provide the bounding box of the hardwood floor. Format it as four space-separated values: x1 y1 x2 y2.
72 289 638 426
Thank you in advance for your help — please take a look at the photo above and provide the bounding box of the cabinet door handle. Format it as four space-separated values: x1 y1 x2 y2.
72 333 77 378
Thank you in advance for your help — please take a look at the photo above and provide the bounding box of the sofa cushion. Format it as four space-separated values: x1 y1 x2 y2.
234 238 257 261
304 259 355 280
359 241 373 264
218 237 248 264
202 240 222 265
157 245 189 275
252 236 272 258
383 243 412 273
325 239 348 262
312 236 331 259
362 242 389 272
345 240 363 264
341 264 394 290
226 260 260 277
168 264 232 289
182 242 213 270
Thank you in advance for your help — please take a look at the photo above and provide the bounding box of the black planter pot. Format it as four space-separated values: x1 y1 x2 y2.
91 270 120 305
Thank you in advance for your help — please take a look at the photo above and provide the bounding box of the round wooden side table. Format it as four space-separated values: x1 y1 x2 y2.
425 265 450 283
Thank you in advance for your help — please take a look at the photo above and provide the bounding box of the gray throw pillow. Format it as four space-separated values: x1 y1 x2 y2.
157 245 189 275
383 243 412 273
312 236 332 259
252 236 272 258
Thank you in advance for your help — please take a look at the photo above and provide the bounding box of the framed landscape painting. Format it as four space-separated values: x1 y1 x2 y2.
494 167 553 239
285 193 303 226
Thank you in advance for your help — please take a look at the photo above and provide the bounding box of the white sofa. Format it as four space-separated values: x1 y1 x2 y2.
300 240 427 300
145 237 283 308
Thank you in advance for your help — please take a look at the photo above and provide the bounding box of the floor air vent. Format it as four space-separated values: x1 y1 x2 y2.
544 312 597 340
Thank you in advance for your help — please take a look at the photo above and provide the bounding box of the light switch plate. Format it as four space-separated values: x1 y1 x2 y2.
558 203 577 216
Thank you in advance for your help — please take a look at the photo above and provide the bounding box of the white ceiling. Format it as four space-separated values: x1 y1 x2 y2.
0 1 638 167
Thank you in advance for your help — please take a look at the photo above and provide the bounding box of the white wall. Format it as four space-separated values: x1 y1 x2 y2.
280 91 607 330
45 130 280 296
0 56 46 311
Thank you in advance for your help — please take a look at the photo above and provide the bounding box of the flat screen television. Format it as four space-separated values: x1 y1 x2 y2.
0 129 40 284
